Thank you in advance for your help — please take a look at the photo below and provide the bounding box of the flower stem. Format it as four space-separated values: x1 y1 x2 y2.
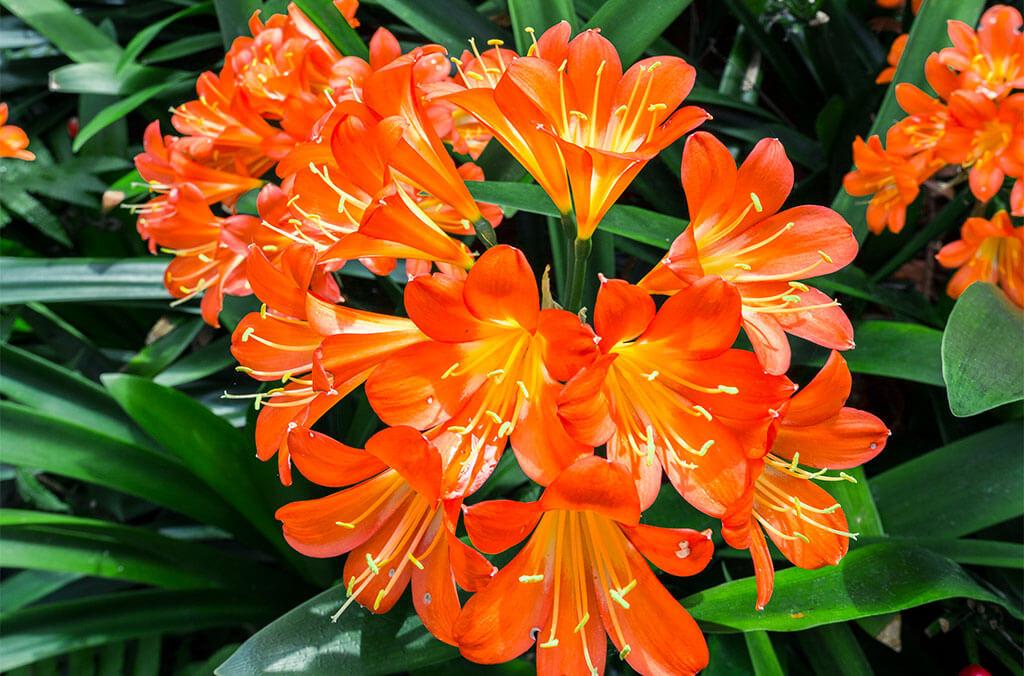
566 236 592 313
474 217 497 248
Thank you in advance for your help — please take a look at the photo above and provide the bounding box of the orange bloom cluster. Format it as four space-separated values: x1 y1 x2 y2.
936 210 1023 306
846 5 1024 235
133 11 890 674
0 103 34 161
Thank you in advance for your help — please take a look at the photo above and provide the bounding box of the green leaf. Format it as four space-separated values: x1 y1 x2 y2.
72 77 192 152
117 3 212 69
0 190 70 246
216 589 456 675
872 421 1024 538
0 590 277 671
826 467 885 538
942 282 1024 417
0 402 253 538
684 544 1022 632
508 0 576 54
142 33 223 65
123 318 204 378
871 189 973 282
584 0 693 63
831 0 985 240
365 0 511 55
49 62 178 97
467 181 685 247
797 624 872 676
0 509 261 591
0 0 122 63
213 0 261 49
860 536 1024 569
292 0 368 59
0 571 80 615
0 258 168 304
153 335 235 387
744 631 783 676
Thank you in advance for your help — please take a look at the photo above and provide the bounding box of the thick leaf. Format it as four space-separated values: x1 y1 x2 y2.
0 258 168 304
72 77 192 152
153 335 235 387
0 0 122 63
0 344 148 449
0 590 277 671
871 189 973 282
467 180 685 247
0 571 80 615
584 0 693 63
744 631 783 676
365 0 511 55
0 509 275 591
216 589 456 675
872 422 1024 538
798 624 872 676
827 467 885 538
860 537 1024 570
142 33 223 64
0 402 253 538
292 0 368 59
49 62 178 97
942 282 1024 417
213 0 261 48
831 0 985 241
684 544 1022 632
123 318 204 378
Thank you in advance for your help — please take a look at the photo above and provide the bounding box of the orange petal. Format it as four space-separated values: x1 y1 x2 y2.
464 245 539 331
411 529 460 645
723 205 856 277
557 354 617 446
734 137 794 220
366 427 442 503
445 527 497 592
276 471 409 558
405 274 495 342
540 456 641 525
748 524 775 610
784 350 851 425
231 313 319 377
643 276 741 359
620 524 713 576
594 278 656 350
246 245 314 319
536 308 599 380
681 131 738 227
288 426 387 487
463 498 543 554
775 407 889 469
741 307 792 376
511 375 594 486
343 505 418 614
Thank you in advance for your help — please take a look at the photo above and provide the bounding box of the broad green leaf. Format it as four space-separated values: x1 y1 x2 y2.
0 571 80 615
0 344 150 449
860 537 1024 569
292 0 368 59
831 0 985 241
871 189 973 282
825 467 885 538
508 0 576 54
942 282 1024 417
584 0 694 63
364 0 511 55
0 190 70 246
684 544 1022 632
213 0 261 48
467 181 685 247
0 258 168 304
153 335 235 387
117 3 212 69
123 318 204 379
0 0 122 63
72 77 192 152
142 33 223 65
798 624 872 676
49 62 177 97
744 632 783 676
806 320 943 386
872 421 1024 538
216 589 456 675
0 509 277 591
0 589 277 671
1 402 253 538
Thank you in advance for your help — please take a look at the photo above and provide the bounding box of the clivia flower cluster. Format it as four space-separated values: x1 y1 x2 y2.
848 5 1023 307
131 4 890 673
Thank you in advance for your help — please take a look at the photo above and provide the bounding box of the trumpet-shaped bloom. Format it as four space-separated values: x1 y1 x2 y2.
876 34 908 85
886 80 951 157
366 245 598 497
936 210 1023 306
641 133 859 374
455 456 712 675
231 246 424 483
937 92 1024 203
558 277 794 511
721 352 889 608
939 5 1024 101
843 134 941 234
444 22 708 239
0 103 34 161
277 426 494 643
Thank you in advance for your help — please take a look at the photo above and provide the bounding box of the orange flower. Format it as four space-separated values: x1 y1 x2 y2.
937 91 1024 203
365 245 598 497
939 5 1024 102
843 134 941 234
231 246 424 483
557 277 793 512
721 352 889 609
455 456 713 675
277 426 494 643
875 0 922 12
0 103 34 161
641 133 858 374
886 80 951 157
876 33 908 85
444 22 709 239
936 210 1024 306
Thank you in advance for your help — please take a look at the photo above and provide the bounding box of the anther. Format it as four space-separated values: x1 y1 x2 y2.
788 281 809 292
609 589 631 609
573 613 590 633
487 39 504 46
518 574 544 583
750 192 763 212
717 384 739 394
516 380 530 399
539 638 560 648
441 362 460 379
818 250 833 263
407 553 424 570
619 645 632 660
693 405 712 421
644 370 660 381
365 553 380 575
486 368 505 379
335 521 355 528
498 421 514 437
485 410 503 424
697 440 715 456
346 576 356 596
259 303 267 319
241 327 256 342
733 263 752 270
782 295 802 303
676 541 691 558
373 589 387 610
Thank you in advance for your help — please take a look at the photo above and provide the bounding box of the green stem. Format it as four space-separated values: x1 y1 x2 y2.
566 236 592 313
